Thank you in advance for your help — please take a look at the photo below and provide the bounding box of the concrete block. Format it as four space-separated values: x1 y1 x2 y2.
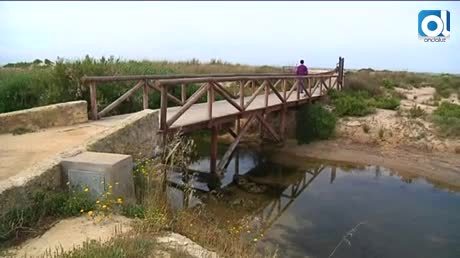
61 152 135 202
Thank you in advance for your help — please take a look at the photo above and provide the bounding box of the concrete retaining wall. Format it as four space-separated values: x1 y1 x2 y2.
0 109 160 217
86 110 160 160
0 101 88 134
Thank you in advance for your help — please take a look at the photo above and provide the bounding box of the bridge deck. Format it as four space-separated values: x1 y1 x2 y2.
166 87 323 130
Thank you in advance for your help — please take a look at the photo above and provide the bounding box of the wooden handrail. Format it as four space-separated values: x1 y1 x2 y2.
156 74 338 86
84 58 344 123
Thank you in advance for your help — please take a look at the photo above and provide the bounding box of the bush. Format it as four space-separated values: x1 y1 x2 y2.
374 96 400 110
408 105 426 118
0 189 93 243
330 90 375 117
296 104 337 144
432 102 460 137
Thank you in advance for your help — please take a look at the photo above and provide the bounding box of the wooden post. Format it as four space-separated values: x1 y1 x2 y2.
280 105 286 140
181 84 186 104
239 80 244 108
308 78 312 103
210 126 218 174
160 84 167 131
264 80 269 108
143 80 149 109
328 76 332 92
89 82 98 120
207 83 214 120
283 79 287 101
297 79 301 100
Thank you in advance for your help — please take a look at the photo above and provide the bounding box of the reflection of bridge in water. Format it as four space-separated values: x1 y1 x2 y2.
168 152 336 235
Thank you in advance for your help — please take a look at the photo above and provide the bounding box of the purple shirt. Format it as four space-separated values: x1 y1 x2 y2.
296 64 308 75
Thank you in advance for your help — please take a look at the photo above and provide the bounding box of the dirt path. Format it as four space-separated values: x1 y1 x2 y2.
274 139 460 191
0 114 130 186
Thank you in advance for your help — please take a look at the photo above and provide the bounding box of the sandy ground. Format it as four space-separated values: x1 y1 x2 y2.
7 215 133 258
0 114 130 184
275 139 460 191
275 86 460 191
6 215 216 258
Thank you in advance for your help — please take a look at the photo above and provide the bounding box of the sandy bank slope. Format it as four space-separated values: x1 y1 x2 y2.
274 139 460 191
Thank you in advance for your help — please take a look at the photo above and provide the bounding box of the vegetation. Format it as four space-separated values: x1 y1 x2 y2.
408 104 426 118
296 104 337 144
0 56 282 114
0 189 93 245
432 102 460 137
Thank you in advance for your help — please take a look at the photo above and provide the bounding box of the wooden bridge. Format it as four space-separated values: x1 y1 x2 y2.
82 57 345 174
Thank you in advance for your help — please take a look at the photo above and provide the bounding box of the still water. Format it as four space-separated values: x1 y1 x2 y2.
167 143 460 258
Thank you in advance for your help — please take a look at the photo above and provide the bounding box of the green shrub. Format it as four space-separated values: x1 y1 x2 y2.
374 96 400 110
330 90 375 117
432 102 460 137
0 189 93 243
296 104 337 144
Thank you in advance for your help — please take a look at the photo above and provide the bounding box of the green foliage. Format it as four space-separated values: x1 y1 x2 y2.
121 203 145 219
296 104 337 144
329 90 376 117
0 189 93 242
374 96 400 110
432 102 460 137
0 56 282 114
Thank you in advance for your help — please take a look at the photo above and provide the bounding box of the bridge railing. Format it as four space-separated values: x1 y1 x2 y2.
156 72 341 131
82 57 344 124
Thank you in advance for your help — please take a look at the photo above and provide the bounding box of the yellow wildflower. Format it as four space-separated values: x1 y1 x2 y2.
253 238 258 242
116 197 123 204
87 211 94 216
96 200 100 204
80 209 84 213
102 205 107 209
84 187 89 192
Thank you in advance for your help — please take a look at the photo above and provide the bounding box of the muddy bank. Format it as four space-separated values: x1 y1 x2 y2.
272 139 460 191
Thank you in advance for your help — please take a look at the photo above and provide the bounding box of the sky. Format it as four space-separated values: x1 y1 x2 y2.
0 1 458 73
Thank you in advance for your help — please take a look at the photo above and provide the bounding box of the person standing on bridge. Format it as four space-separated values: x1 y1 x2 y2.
296 59 309 95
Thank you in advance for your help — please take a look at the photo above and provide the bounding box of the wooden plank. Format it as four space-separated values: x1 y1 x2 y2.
227 127 237 139
210 126 218 173
269 80 285 103
286 80 298 101
212 82 243 111
166 83 208 128
264 80 269 108
213 81 238 99
239 80 244 108
181 84 186 104
156 74 335 86
160 83 168 131
217 114 255 172
207 83 214 120
143 80 149 109
98 80 144 118
89 82 98 120
147 81 182 106
283 79 287 101
256 113 281 142
244 81 266 110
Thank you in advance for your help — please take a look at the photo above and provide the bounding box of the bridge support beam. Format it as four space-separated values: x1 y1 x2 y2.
210 126 218 174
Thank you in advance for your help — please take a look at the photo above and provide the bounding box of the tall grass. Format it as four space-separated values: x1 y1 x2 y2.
0 56 282 114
